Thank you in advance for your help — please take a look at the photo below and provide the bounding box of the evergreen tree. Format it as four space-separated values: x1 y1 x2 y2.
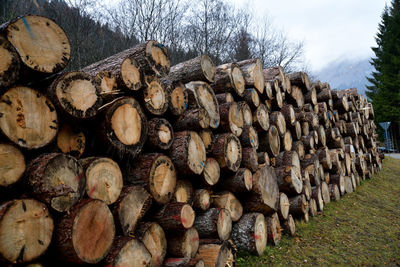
367 0 400 146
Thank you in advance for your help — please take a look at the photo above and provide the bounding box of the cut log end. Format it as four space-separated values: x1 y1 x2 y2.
57 124 85 158
0 36 20 88
0 86 58 149
146 40 170 76
0 143 25 187
121 57 142 90
104 237 151 267
0 199 53 264
4 15 70 73
143 76 168 115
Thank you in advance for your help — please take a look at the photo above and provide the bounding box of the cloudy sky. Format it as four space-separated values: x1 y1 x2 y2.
233 0 389 71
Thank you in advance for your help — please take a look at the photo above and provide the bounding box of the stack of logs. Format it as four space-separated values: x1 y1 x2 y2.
0 15 382 266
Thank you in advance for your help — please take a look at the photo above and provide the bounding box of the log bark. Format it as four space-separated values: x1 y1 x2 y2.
309 198 318 217
231 213 267 256
0 199 53 264
169 131 206 176
55 199 115 264
288 72 310 91
289 194 308 216
243 88 260 109
125 153 176 205
168 55 215 83
173 109 210 132
281 104 296 126
164 258 204 267
241 147 259 172
162 80 188 117
0 86 58 149
25 153 85 212
80 157 123 205
240 125 259 149
215 93 234 105
328 184 341 201
113 185 152 236
193 208 232 241
211 133 242 172
153 202 195 232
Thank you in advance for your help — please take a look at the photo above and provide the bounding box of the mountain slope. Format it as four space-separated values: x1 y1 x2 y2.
316 58 374 96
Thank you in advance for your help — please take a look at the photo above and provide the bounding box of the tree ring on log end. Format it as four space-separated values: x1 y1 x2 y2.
146 40 170 76
0 143 25 186
111 104 142 146
255 213 267 256
5 15 70 73
201 55 216 82
231 66 245 96
217 209 232 241
188 131 207 175
181 204 195 229
150 155 177 205
72 200 115 263
225 134 242 172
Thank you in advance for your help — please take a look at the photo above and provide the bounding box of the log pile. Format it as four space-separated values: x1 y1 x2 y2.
0 15 382 266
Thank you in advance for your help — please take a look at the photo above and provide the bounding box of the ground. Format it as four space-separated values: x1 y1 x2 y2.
237 157 400 267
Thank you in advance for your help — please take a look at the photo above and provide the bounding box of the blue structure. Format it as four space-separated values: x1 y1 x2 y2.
379 122 394 152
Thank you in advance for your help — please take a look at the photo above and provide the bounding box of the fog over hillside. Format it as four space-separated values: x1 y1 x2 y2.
315 57 374 96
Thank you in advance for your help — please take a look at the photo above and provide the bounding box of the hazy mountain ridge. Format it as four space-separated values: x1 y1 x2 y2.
315 58 374 96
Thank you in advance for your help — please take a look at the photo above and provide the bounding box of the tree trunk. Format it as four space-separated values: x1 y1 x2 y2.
274 165 303 195
168 55 215 84
252 104 270 132
240 125 259 149
282 214 296 236
215 92 234 105
218 168 252 193
281 104 296 126
0 199 53 264
236 58 265 94
97 96 147 161
217 102 244 136
266 213 282 246
195 240 236 267
242 166 279 215
243 89 260 109
113 185 152 236
0 143 25 187
241 147 259 172
25 153 84 212
212 62 245 97
169 131 206 176
311 186 324 211
0 86 58 149
125 153 176 205
0 36 20 88
193 208 232 241
193 189 211 211
288 72 310 91
135 222 167 267
141 75 169 115
330 174 345 195
185 81 220 128
173 108 210 131
211 133 242 172
270 111 287 137
167 227 199 258
289 194 308 216
162 80 188 117
258 125 280 157
55 199 115 264
212 191 243 222
103 237 151 267
153 202 195 232
231 213 267 256
80 157 123 205
146 118 174 151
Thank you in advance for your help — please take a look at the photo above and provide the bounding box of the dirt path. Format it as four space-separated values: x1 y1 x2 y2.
237 157 400 266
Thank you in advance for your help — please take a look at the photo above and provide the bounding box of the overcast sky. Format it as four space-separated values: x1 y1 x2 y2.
233 0 389 71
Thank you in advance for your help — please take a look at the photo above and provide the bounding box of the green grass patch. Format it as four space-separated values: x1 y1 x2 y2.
237 157 400 266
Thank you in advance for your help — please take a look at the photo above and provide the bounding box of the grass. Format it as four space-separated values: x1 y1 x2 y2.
237 157 400 267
